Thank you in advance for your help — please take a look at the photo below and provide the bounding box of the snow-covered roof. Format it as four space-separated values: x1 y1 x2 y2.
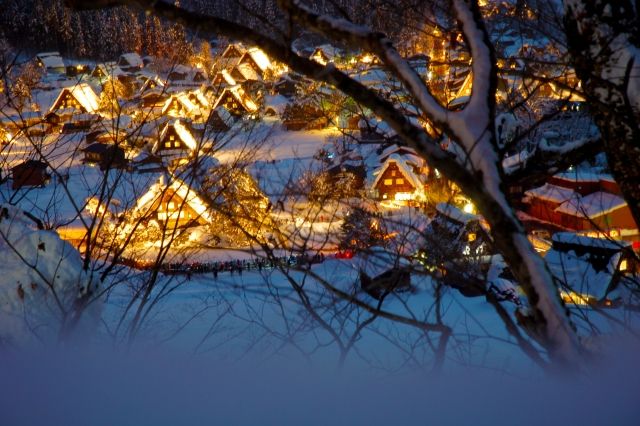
119 52 143 68
354 246 411 279
553 169 610 183
213 86 258 112
554 191 627 218
436 203 479 224
162 92 199 116
525 183 576 204
552 232 630 251
371 154 423 190
49 83 100 114
134 175 213 224
244 47 271 71
546 234 626 300
152 119 199 153
263 94 289 115
211 107 235 127
215 70 236 85
36 52 65 70
235 63 260 81
310 44 341 62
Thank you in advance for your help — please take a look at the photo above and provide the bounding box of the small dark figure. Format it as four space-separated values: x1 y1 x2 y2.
213 268 218 280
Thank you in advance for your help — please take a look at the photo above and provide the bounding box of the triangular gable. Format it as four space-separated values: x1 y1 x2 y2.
49 83 100 114
372 154 423 191
221 44 246 59
153 119 198 154
162 93 198 117
213 86 258 113
118 52 143 69
213 70 236 86
239 48 271 73
135 176 213 225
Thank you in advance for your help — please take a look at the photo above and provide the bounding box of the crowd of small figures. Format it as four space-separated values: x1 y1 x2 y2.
117 253 326 277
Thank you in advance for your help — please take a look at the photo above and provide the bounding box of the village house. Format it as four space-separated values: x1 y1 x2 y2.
206 107 234 132
132 175 213 229
357 247 412 300
545 232 637 306
212 86 258 117
162 92 207 121
90 62 122 80
235 47 272 81
118 53 144 73
212 70 237 87
47 83 100 122
523 171 638 239
35 52 65 74
151 119 199 162
11 160 50 190
82 143 127 170
370 146 430 205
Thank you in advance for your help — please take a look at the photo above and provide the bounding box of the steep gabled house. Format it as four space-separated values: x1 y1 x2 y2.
91 62 123 80
221 43 245 59
133 175 213 229
206 107 234 132
162 93 205 121
236 48 271 80
212 70 237 87
48 83 100 120
151 120 199 161
212 86 258 116
138 73 165 93
371 151 428 205
140 87 169 108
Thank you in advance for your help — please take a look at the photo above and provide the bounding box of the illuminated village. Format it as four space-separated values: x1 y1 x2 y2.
1 1 640 418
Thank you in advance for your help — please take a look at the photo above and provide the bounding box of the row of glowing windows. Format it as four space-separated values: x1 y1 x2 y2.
384 178 405 186
163 135 182 149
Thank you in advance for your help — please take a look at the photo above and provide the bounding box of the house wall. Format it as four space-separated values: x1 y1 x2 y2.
149 190 206 228
52 90 85 113
527 199 563 224
159 127 188 153
374 162 416 200
12 167 46 189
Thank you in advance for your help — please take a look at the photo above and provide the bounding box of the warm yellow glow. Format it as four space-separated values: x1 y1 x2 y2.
249 48 271 70
76 64 83 70
361 54 373 64
468 232 476 242
620 259 629 272
395 192 413 201
560 290 593 306
463 203 475 214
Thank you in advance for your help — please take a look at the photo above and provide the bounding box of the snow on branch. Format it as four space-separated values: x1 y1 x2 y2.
278 0 450 125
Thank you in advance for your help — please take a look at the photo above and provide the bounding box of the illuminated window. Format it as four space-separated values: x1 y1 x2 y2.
391 171 396 177
168 202 175 210
164 141 172 148
396 178 404 185
384 179 393 186
169 135 175 141
468 233 476 242
174 140 181 148
620 259 629 272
